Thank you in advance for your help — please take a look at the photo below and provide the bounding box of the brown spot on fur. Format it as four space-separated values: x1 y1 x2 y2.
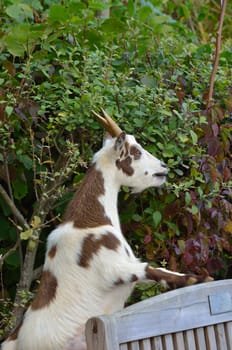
31 270 57 310
114 278 124 285
8 319 23 341
63 165 111 228
48 245 57 259
130 145 142 160
116 157 134 176
78 232 121 268
130 274 138 282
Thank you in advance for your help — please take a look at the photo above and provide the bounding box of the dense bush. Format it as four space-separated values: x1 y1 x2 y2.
0 0 231 339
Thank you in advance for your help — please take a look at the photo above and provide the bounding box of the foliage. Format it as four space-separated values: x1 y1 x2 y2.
0 0 232 339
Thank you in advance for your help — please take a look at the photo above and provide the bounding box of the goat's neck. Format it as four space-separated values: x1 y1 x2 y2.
63 163 121 232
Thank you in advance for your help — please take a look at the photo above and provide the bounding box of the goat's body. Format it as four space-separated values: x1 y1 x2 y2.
2 127 211 350
15 223 136 350
23 226 137 349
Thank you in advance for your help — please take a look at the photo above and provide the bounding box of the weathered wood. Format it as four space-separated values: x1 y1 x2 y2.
184 329 196 350
215 323 228 349
140 338 151 350
86 316 119 350
205 325 218 350
194 327 207 350
209 292 232 315
151 336 163 350
129 341 140 350
86 280 232 350
120 344 128 350
174 331 185 348
225 322 232 350
163 334 174 350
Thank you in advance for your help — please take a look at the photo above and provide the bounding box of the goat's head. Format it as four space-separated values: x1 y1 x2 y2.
92 109 168 193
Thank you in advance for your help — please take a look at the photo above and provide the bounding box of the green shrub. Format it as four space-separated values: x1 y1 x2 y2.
0 0 231 338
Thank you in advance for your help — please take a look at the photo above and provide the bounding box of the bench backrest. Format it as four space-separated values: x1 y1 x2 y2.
86 279 232 350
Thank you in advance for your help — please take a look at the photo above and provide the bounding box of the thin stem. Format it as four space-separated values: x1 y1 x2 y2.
0 185 29 230
207 0 227 110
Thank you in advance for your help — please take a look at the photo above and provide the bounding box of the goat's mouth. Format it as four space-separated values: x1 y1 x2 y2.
153 171 168 178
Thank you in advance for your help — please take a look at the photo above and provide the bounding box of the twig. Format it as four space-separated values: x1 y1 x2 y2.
0 239 20 270
0 184 29 229
207 0 227 110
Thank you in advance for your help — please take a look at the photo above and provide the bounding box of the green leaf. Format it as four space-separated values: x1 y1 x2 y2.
185 192 191 205
16 154 33 170
140 75 156 88
20 229 33 240
89 1 110 11
5 106 13 116
132 214 142 222
166 222 180 236
152 211 162 228
31 216 41 228
175 168 184 176
5 251 20 267
190 205 198 215
101 18 126 33
190 130 198 145
6 3 34 22
5 34 25 57
4 23 40 56
12 179 28 200
49 5 70 23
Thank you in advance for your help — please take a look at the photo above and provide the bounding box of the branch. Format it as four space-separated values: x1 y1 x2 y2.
207 0 227 110
0 239 20 270
0 184 29 229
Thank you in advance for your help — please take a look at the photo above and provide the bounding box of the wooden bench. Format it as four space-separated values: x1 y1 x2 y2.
86 279 232 350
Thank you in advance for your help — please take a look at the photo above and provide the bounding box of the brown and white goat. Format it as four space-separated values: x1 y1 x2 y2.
2 110 212 350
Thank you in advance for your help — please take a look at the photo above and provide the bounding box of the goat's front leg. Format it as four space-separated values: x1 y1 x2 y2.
102 257 212 290
145 265 213 289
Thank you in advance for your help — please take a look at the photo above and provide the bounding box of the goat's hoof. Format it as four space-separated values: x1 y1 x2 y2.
187 274 214 286
204 276 214 282
187 277 197 285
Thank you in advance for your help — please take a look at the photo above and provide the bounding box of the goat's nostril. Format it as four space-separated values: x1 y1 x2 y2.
161 162 167 168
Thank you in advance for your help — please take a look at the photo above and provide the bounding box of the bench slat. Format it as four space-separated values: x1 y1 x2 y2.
140 339 152 350
225 322 232 350
129 341 140 350
185 329 196 350
205 325 217 350
215 323 228 349
163 334 174 350
174 332 185 348
151 336 163 350
194 327 207 350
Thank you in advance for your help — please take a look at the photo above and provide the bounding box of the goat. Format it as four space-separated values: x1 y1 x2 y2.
2 109 212 350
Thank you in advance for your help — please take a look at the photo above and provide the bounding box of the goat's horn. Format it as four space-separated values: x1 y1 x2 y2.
92 108 123 137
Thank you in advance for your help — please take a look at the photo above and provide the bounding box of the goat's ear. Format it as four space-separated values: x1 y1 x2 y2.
114 132 126 151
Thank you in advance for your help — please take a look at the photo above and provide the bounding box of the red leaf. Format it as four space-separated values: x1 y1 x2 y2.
211 123 219 137
144 235 152 244
207 257 223 274
223 167 231 181
184 251 193 265
208 137 221 156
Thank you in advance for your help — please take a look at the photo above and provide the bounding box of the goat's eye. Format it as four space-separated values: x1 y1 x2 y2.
130 146 142 160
